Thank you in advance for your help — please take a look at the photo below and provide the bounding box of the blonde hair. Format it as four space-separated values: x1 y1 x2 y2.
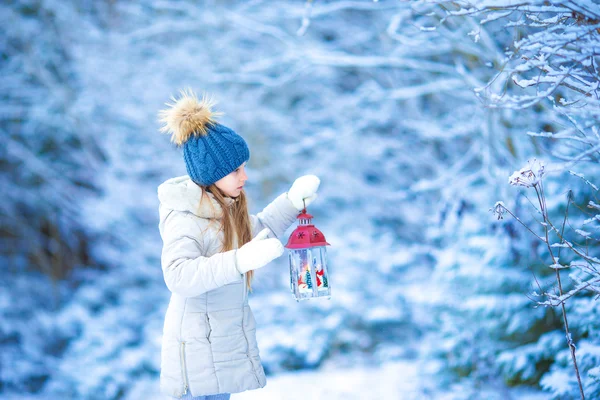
200 184 254 291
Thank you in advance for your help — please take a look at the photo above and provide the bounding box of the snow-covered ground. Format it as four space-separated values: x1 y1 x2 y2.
125 359 546 400
126 361 428 400
235 362 428 400
233 363 547 400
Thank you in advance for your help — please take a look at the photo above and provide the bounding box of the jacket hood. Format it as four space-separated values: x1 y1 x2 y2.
157 175 235 219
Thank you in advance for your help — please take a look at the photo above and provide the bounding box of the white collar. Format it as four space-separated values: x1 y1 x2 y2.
157 175 235 219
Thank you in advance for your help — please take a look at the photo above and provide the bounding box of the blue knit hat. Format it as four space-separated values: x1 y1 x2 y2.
159 89 250 186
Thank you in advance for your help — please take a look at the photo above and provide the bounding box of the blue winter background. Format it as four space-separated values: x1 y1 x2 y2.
2 0 600 399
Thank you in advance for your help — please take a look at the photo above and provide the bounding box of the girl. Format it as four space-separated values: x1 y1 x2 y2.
156 89 320 400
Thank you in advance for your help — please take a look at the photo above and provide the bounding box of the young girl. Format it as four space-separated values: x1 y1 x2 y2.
156 89 320 400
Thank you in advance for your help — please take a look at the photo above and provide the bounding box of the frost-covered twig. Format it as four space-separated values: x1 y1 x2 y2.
541 278 600 306
497 159 586 399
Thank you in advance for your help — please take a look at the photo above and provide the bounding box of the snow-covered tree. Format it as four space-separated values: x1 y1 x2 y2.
0 1 112 393
421 1 600 398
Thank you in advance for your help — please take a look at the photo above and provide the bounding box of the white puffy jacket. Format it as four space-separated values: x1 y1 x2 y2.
157 175 299 398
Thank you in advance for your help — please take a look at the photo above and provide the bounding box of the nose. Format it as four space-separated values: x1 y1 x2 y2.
240 168 248 182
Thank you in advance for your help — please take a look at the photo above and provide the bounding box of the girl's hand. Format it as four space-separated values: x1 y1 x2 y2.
287 175 320 211
235 228 284 274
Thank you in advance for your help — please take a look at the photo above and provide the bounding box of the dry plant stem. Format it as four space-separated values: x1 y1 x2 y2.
512 209 600 300
497 201 585 397
496 206 546 242
535 182 585 400
540 199 600 293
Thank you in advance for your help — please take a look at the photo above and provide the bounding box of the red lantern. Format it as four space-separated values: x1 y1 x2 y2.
285 208 331 301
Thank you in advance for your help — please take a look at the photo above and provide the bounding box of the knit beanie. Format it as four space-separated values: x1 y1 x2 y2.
158 89 250 186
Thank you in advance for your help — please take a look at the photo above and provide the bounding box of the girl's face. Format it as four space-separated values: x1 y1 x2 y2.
215 161 248 198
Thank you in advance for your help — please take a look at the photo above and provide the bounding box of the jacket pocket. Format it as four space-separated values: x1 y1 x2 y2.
205 314 212 344
179 341 189 397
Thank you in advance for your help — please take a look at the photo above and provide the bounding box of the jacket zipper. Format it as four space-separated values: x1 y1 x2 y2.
243 273 248 303
240 289 260 387
180 341 189 396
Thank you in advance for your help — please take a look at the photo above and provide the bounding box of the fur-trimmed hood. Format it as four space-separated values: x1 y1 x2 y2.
157 175 234 219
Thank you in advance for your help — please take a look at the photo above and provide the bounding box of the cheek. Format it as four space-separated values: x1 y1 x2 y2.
227 175 239 187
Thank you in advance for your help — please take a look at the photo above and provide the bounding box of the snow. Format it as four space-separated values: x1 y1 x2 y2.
575 229 591 238
237 362 425 400
508 159 546 188
123 360 546 400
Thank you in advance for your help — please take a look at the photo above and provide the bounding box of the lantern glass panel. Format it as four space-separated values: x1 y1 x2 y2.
289 247 330 301
291 248 312 301
312 246 331 298
288 251 297 294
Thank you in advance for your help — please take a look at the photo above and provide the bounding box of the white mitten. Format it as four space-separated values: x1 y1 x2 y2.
235 228 284 274
287 175 321 211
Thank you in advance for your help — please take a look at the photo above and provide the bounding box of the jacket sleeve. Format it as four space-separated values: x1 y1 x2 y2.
160 210 243 298
250 192 300 240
